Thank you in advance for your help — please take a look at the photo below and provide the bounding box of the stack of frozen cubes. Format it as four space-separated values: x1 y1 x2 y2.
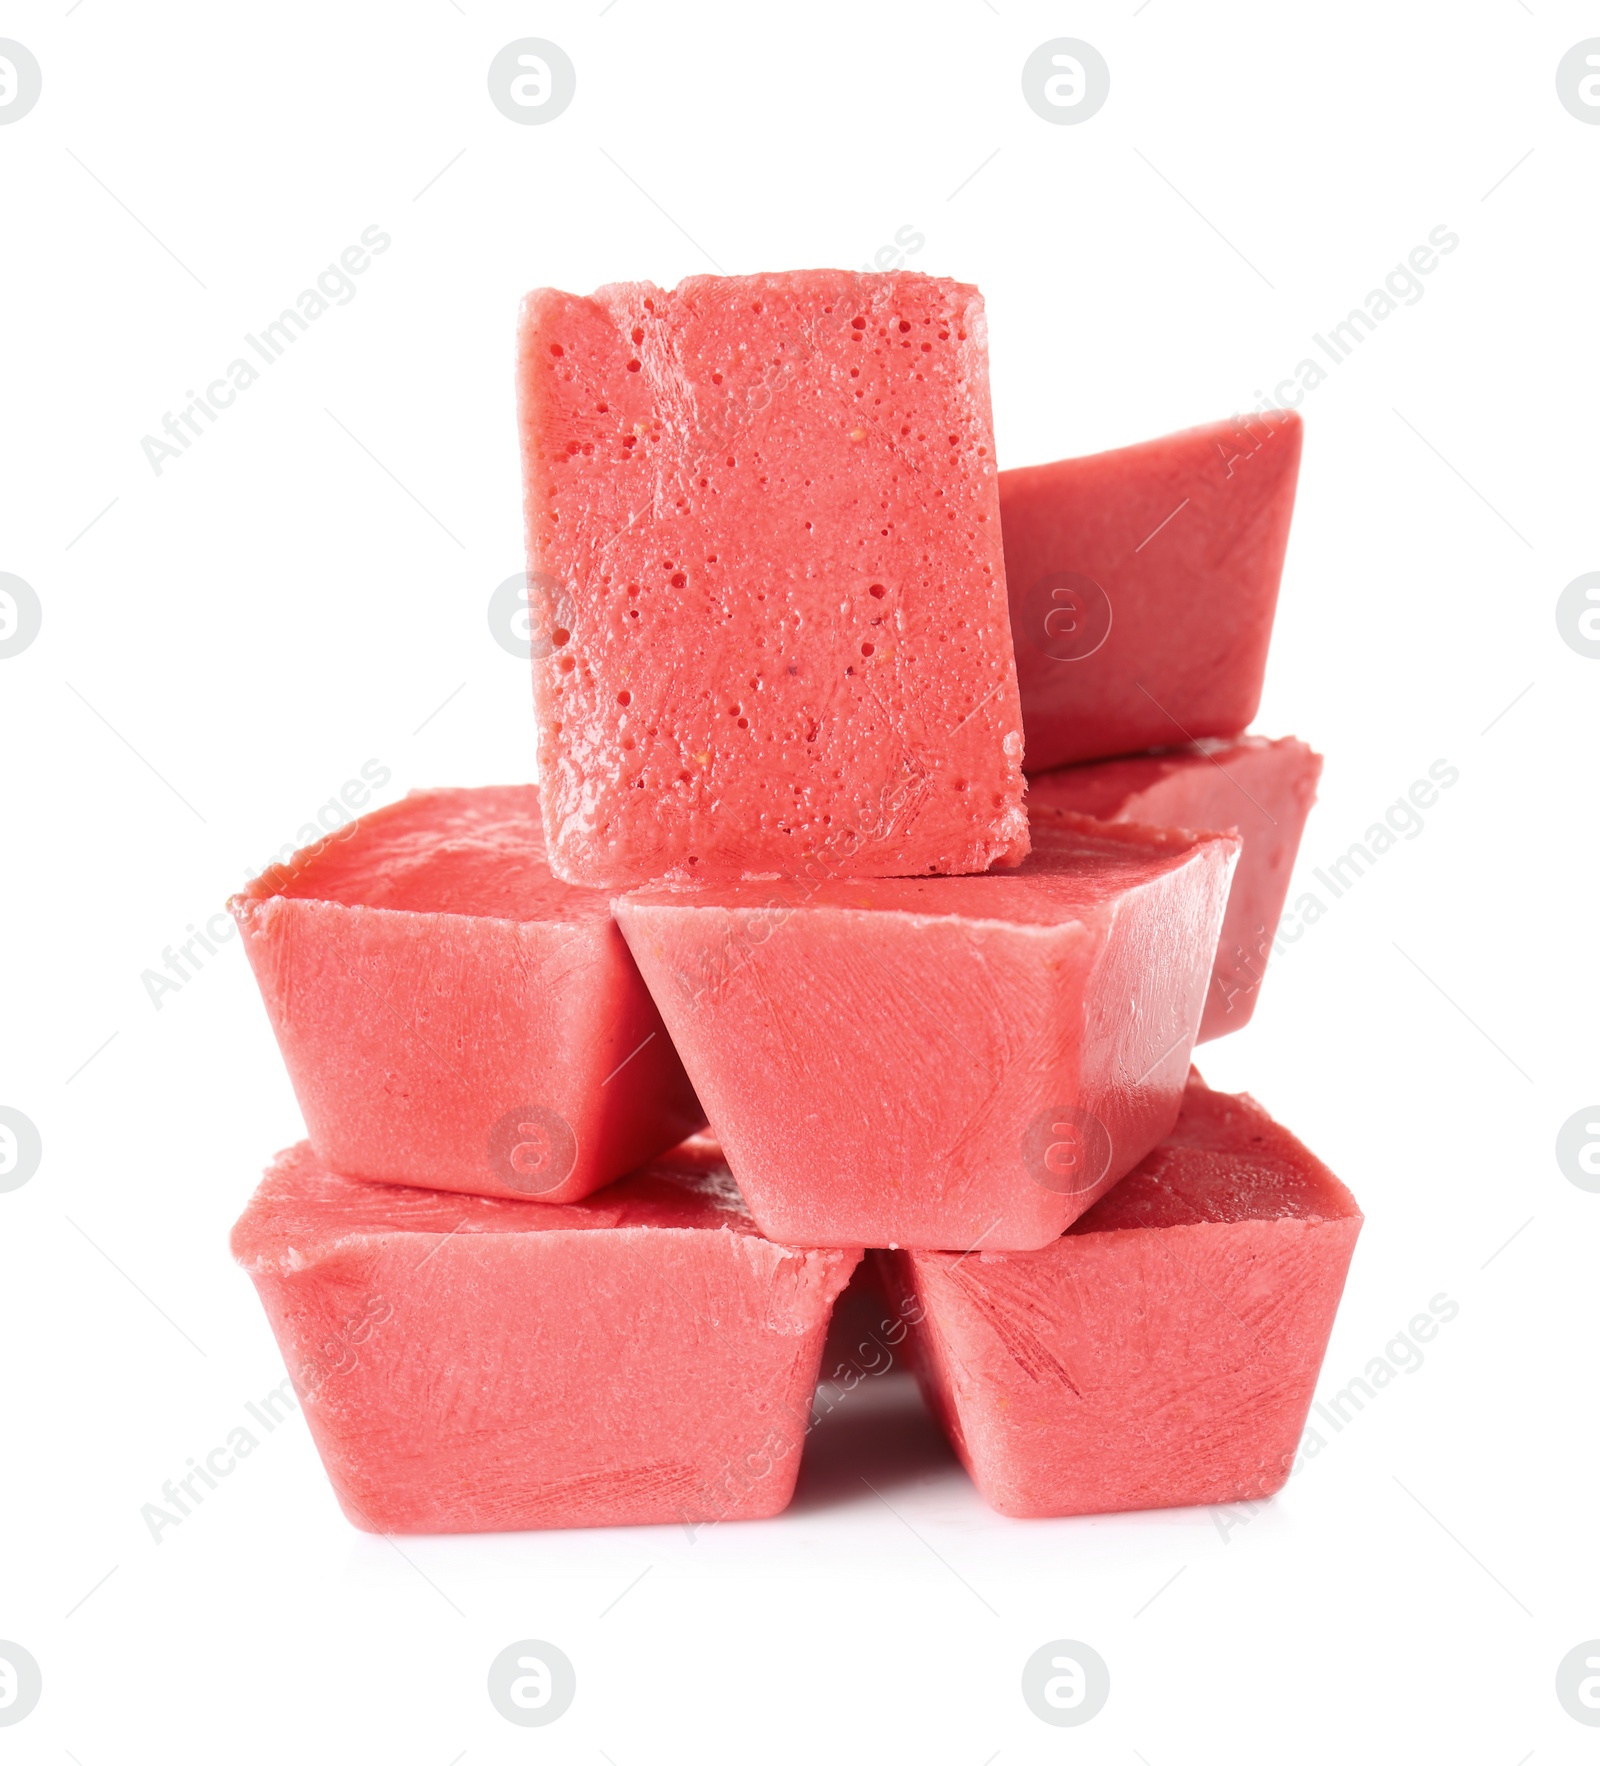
230 270 1360 1534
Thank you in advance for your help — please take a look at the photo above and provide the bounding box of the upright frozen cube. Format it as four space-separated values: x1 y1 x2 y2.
517 270 1028 886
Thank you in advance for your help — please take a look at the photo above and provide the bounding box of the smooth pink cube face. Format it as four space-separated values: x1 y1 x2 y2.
881 1072 1362 1518
1027 735 1323 1039
230 786 702 1203
517 270 1029 887
231 1139 861 1533
1001 412 1302 770
614 814 1239 1252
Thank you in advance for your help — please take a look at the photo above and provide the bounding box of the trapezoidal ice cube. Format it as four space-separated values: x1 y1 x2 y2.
614 814 1238 1252
880 1072 1362 1518
231 1139 860 1533
1027 735 1322 1039
517 269 1028 887
230 786 702 1203
1002 412 1302 770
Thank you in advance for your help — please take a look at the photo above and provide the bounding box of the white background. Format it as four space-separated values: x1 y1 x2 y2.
2 2 1596 1759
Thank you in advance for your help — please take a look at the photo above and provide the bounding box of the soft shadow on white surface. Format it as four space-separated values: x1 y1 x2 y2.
790 1370 962 1515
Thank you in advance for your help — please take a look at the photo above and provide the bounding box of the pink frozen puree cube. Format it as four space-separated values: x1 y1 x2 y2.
231 1138 860 1533
1027 736 1322 1039
516 270 1028 886
882 1071 1361 1517
1001 412 1302 770
230 786 702 1203
614 814 1239 1252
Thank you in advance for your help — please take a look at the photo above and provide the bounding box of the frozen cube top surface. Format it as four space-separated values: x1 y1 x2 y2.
1024 738 1284 820
254 785 607 923
1070 1074 1360 1235
231 1138 758 1270
617 812 1223 931
518 270 1027 885
1026 735 1318 825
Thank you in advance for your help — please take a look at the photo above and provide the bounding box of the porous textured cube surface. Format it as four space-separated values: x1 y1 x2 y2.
230 786 702 1203
1028 735 1322 1039
517 270 1028 886
614 813 1238 1252
882 1072 1361 1517
1001 412 1302 770
231 1138 860 1533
